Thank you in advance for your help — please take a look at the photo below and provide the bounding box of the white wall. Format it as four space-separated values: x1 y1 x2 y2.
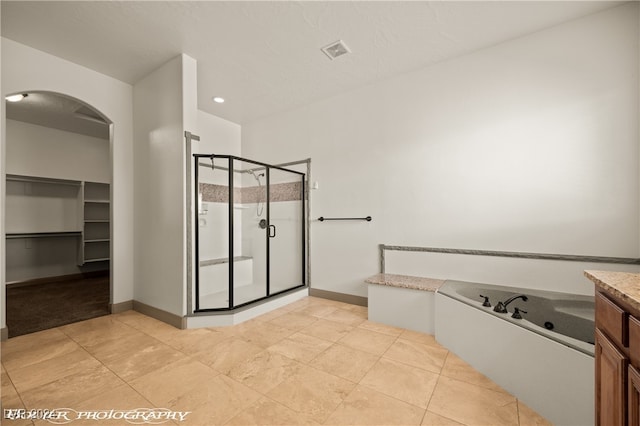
195 110 241 157
133 55 197 317
242 4 640 297
6 119 110 182
1 38 134 332
191 109 242 310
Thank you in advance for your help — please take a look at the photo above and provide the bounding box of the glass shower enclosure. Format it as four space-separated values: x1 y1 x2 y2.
194 154 306 311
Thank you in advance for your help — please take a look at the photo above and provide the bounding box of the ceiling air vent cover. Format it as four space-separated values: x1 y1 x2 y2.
321 40 351 60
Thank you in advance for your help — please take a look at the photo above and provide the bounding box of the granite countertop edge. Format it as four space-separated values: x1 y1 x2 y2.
585 270 640 312
365 273 444 292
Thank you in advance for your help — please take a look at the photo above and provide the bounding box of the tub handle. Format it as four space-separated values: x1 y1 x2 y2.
511 307 528 319
479 295 491 307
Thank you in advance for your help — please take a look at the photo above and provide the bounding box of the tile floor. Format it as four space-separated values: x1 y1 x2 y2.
1 296 552 425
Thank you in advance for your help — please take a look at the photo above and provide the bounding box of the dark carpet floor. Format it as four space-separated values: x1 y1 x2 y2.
7 275 110 338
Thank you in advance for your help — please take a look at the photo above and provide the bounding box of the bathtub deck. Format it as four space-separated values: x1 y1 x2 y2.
365 273 444 291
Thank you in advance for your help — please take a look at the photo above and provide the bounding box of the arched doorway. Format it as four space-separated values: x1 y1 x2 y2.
4 91 112 337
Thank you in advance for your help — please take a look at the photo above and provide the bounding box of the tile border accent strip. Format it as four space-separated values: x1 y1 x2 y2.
379 244 640 273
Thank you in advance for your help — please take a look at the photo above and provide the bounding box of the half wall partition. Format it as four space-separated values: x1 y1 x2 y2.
194 154 306 311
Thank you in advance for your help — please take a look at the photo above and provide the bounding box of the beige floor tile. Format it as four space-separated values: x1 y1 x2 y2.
421 411 465 425
8 346 101 394
268 312 318 331
307 297 354 309
2 329 79 371
226 396 320 425
278 298 315 311
338 327 397 356
98 339 186 381
166 374 261 425
85 330 159 360
73 383 153 409
266 366 355 423
325 385 425 425
518 400 553 426
294 304 339 318
193 337 264 375
323 308 367 326
299 318 354 342
2 404 34 426
113 310 183 341
59 315 141 349
310 343 379 383
383 338 448 374
253 307 291 322
358 320 405 337
360 358 439 409
440 352 508 394
342 304 369 315
129 357 218 406
235 320 296 348
45 384 155 426
2 370 27 410
399 329 443 347
19 364 125 408
228 350 303 393
428 376 518 426
267 332 333 364
4 310 553 426
163 327 231 354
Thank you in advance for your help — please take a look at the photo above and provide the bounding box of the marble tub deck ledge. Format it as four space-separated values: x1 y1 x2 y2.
365 273 445 292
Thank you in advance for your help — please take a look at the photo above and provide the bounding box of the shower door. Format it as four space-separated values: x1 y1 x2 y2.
194 154 305 312
267 167 305 295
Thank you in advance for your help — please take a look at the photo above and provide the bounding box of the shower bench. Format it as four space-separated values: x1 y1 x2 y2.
365 273 443 334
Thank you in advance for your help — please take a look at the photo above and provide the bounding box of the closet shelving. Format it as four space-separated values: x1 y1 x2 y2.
5 174 110 266
81 182 110 264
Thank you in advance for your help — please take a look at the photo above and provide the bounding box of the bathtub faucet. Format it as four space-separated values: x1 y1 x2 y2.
493 294 528 313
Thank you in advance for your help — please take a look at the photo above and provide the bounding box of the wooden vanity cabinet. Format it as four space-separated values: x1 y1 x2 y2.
595 290 640 426
630 364 640 426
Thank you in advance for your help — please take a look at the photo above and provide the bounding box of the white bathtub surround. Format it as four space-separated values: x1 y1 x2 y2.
365 273 443 334
435 291 594 426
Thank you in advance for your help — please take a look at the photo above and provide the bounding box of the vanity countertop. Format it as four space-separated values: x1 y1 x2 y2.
585 270 640 311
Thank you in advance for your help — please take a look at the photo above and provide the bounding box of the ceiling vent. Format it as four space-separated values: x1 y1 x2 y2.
321 40 351 60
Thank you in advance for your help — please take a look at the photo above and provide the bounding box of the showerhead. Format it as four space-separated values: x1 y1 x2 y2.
246 169 264 179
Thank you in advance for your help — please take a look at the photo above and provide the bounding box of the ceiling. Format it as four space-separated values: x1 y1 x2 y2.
1 1 626 125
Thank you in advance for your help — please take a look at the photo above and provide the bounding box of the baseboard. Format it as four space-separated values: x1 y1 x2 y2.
6 270 109 288
1 327 8 341
110 300 134 314
133 300 185 329
309 288 368 307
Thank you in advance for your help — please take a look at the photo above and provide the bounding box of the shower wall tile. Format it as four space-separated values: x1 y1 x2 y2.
200 182 302 204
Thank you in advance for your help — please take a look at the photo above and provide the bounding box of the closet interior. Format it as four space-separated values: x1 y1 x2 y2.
4 91 111 337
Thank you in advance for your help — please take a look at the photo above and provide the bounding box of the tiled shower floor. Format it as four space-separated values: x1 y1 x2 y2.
1 296 552 425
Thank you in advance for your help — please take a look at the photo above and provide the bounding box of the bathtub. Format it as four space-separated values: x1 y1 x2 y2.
435 280 594 426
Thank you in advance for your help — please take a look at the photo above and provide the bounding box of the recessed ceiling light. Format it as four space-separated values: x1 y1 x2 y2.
212 96 225 104
5 93 28 102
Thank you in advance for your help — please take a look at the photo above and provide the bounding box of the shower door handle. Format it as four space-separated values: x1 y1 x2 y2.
268 225 277 238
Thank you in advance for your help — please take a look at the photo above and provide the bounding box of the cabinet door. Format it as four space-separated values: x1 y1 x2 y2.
630 365 640 426
596 328 628 426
